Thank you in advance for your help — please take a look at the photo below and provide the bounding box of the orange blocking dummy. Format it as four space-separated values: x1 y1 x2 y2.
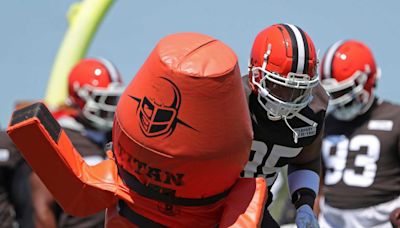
7 32 267 227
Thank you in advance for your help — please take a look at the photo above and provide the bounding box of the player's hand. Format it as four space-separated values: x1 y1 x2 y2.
390 208 400 228
295 205 319 228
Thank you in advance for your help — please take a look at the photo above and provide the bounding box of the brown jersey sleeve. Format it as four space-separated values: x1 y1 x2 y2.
289 124 323 173
287 126 324 209
288 84 327 174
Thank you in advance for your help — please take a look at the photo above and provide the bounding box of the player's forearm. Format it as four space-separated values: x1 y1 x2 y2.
288 157 321 209
31 173 57 228
34 208 57 228
314 164 325 215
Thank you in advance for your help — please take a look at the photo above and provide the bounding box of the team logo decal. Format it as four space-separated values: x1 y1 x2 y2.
129 77 196 137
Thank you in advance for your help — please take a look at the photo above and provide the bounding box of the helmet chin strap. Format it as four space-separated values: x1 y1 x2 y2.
257 86 300 142
283 116 299 144
268 111 317 144
294 112 318 127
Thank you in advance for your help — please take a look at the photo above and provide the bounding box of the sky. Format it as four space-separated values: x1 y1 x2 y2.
1 0 400 128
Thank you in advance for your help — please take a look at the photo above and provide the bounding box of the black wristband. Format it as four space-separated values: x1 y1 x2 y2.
291 188 316 209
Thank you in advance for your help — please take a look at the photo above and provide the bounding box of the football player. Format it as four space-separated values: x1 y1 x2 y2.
0 101 42 228
318 40 400 227
31 58 125 228
0 130 32 228
242 23 329 228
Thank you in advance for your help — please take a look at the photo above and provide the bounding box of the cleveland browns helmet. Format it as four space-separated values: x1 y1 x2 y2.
320 40 380 120
248 23 319 121
68 58 125 130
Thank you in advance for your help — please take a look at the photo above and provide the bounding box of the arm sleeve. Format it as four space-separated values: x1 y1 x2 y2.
287 128 323 209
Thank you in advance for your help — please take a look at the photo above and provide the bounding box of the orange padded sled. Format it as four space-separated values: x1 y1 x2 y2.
7 32 267 227
111 32 254 226
7 102 267 227
114 32 253 200
220 177 267 228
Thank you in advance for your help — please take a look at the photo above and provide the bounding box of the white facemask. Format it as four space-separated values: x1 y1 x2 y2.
332 101 363 121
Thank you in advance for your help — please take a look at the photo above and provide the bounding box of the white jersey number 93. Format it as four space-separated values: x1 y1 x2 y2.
322 135 380 187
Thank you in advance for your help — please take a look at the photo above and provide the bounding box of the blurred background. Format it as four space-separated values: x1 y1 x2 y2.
1 0 400 127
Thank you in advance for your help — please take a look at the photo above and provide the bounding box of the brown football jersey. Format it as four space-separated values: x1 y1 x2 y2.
0 131 24 227
240 76 329 187
322 99 400 209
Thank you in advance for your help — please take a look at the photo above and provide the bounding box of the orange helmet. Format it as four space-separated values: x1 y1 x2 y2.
320 40 379 120
248 23 319 120
112 32 252 209
68 58 125 130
